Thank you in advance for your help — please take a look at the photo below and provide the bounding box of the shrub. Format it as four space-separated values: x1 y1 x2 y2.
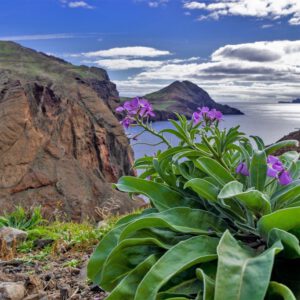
88 99 300 299
0 206 44 230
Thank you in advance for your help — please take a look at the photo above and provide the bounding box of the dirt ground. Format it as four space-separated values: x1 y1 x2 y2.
0 251 107 300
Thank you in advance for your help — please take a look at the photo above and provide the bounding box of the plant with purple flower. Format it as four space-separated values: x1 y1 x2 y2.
267 155 292 185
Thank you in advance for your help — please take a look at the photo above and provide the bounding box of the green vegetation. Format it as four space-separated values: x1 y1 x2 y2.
0 206 44 230
88 108 300 299
0 206 121 263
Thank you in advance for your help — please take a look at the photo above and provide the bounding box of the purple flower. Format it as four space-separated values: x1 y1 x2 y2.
267 155 284 178
123 98 140 115
120 117 133 129
115 106 125 113
267 166 278 178
192 112 202 124
266 155 293 185
199 106 210 116
208 109 223 121
196 107 223 122
278 170 292 186
139 98 155 117
236 162 250 176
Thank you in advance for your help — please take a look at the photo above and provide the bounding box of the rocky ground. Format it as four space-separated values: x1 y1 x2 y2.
0 250 107 300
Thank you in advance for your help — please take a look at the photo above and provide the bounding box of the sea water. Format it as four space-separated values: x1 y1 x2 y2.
127 101 300 159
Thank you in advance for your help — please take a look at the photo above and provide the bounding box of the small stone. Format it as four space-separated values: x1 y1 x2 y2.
0 227 28 247
0 282 25 300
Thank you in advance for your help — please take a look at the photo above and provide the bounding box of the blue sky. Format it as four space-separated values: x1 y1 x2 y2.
0 0 300 101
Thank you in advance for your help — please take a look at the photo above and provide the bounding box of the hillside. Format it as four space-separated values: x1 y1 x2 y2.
0 41 140 220
121 81 243 121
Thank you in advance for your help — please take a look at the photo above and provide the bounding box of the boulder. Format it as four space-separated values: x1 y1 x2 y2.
0 227 28 247
0 282 25 300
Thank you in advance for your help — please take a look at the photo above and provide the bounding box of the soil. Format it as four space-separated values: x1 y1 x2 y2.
0 250 107 300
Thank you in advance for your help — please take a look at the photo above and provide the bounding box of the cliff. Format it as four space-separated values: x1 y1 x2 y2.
0 41 140 220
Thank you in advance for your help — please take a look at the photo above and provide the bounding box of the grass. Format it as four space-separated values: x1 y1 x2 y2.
0 206 123 262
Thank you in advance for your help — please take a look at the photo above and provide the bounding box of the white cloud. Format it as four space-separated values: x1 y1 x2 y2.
0 33 76 41
183 1 206 10
92 59 164 70
183 0 300 26
261 24 274 29
68 1 94 9
148 0 169 7
114 40 300 101
60 0 94 9
81 46 172 58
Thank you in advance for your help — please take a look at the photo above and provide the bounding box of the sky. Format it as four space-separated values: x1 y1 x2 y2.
0 0 300 102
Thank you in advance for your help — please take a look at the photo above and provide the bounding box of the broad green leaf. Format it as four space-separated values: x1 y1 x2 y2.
184 179 219 202
196 268 215 300
268 229 300 259
158 279 200 299
106 255 158 300
251 135 265 150
134 236 219 300
88 222 133 283
258 207 300 237
218 181 271 215
115 176 198 211
214 231 283 300
100 238 166 290
88 210 154 283
271 180 300 209
195 157 235 186
119 208 227 241
250 150 267 191
266 282 296 300
265 140 299 156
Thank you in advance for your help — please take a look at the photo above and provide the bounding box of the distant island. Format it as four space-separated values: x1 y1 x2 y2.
120 81 243 121
278 98 300 104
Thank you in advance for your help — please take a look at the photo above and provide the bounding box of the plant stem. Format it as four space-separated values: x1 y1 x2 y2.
136 119 172 148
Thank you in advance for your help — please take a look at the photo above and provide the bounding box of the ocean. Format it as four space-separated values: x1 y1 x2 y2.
127 101 300 159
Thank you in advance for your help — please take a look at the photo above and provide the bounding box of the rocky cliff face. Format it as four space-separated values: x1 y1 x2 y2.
0 42 140 220
139 81 243 121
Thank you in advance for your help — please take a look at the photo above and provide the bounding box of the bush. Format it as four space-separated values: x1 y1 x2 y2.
88 99 300 299
0 206 44 230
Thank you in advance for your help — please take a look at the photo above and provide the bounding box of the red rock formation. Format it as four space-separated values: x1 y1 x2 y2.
0 42 140 220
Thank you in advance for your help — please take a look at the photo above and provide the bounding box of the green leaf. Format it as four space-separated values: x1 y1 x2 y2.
115 176 198 211
196 157 235 186
271 180 300 209
196 268 215 300
265 140 299 156
251 135 265 150
268 229 300 259
266 282 296 300
119 208 227 241
250 150 267 191
88 222 133 283
184 179 219 202
106 255 158 300
258 207 300 238
218 181 271 215
214 231 283 300
100 238 166 290
134 236 219 300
